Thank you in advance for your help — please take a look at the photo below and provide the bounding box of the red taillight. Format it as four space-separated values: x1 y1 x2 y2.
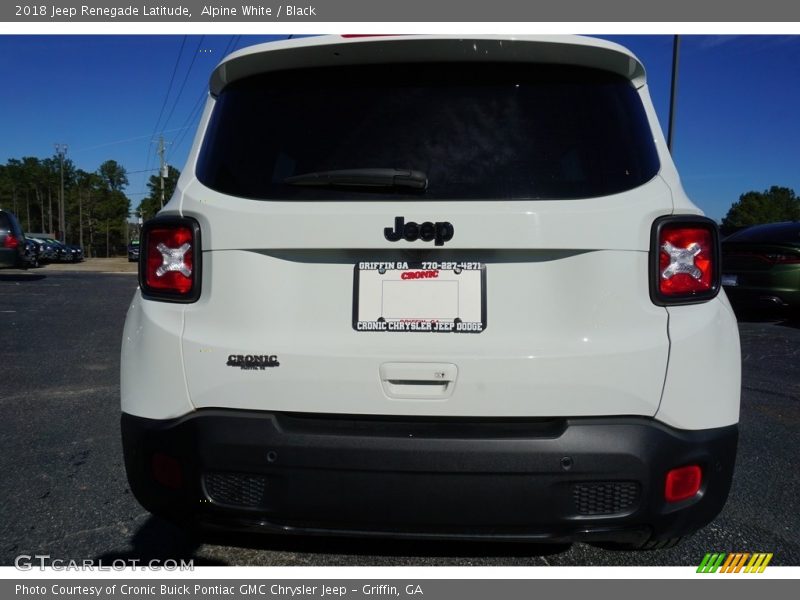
140 217 201 302
665 465 702 503
651 216 720 305
145 226 193 293
3 234 19 249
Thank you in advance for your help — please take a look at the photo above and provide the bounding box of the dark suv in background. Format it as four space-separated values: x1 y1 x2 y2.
0 209 27 269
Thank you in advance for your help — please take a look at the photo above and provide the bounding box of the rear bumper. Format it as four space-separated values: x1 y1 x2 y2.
121 410 737 543
0 247 23 268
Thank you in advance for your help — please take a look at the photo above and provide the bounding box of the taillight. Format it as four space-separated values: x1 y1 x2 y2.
650 216 720 305
139 216 201 302
3 234 20 249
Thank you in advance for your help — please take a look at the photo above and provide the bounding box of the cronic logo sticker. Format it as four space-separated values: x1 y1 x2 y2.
384 217 454 246
226 355 280 370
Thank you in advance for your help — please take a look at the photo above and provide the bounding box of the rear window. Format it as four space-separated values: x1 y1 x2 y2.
0 211 20 234
197 63 660 201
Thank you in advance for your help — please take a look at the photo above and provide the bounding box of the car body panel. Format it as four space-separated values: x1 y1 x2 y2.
179 248 670 418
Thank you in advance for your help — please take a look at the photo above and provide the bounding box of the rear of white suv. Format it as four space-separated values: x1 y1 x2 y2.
121 35 740 549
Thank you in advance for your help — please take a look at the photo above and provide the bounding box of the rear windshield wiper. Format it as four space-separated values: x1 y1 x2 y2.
284 168 427 191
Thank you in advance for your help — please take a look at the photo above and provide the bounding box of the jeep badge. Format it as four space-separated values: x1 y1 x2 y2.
384 217 454 246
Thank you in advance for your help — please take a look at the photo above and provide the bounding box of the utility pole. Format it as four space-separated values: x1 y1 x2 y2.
155 136 170 209
78 188 83 251
667 35 680 153
54 143 68 242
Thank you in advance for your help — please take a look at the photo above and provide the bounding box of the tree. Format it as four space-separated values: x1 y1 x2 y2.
721 186 800 232
18 157 47 233
137 165 180 221
92 162 130 257
2 154 132 255
71 170 105 255
98 160 129 193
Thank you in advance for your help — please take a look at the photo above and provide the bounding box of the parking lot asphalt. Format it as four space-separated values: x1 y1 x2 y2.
1 270 798 567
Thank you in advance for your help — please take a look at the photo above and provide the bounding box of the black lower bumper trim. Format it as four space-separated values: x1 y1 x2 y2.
121 410 737 543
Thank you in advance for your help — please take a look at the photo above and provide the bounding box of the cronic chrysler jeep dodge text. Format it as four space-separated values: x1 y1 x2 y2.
121 35 741 549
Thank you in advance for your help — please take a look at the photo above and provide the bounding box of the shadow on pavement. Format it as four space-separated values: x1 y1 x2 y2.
100 516 574 564
95 516 227 566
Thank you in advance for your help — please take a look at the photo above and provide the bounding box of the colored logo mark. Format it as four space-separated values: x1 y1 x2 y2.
697 552 773 573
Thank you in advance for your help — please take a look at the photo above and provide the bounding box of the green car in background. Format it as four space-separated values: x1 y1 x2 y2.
721 221 800 317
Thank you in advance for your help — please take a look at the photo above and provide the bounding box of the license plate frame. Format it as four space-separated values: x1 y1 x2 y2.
353 261 487 333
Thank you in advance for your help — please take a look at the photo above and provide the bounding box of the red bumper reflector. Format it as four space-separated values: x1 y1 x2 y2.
151 453 183 490
665 465 702 503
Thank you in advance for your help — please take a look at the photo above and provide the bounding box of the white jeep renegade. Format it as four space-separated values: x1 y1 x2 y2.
121 35 741 549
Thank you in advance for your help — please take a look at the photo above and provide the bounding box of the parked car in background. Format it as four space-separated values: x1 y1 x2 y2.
722 221 800 317
0 209 27 269
128 240 140 262
28 236 83 263
27 237 59 263
42 238 66 262
64 243 84 262
22 238 41 268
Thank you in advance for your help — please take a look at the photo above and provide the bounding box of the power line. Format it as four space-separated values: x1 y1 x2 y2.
167 92 207 162
137 36 242 200
142 36 187 187
167 36 240 163
160 35 206 134
151 36 187 138
72 127 189 153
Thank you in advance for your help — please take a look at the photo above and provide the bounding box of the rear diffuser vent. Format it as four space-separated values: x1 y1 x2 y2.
205 472 267 508
572 482 640 516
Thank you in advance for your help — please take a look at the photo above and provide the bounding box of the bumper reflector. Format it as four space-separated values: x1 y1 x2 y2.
151 453 183 490
665 464 702 503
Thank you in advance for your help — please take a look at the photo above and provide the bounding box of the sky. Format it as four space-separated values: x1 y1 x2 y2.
0 34 798 222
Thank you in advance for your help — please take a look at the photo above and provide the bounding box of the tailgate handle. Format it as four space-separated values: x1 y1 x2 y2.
379 363 458 400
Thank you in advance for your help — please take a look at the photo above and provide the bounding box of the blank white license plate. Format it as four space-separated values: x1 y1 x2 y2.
353 262 486 333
